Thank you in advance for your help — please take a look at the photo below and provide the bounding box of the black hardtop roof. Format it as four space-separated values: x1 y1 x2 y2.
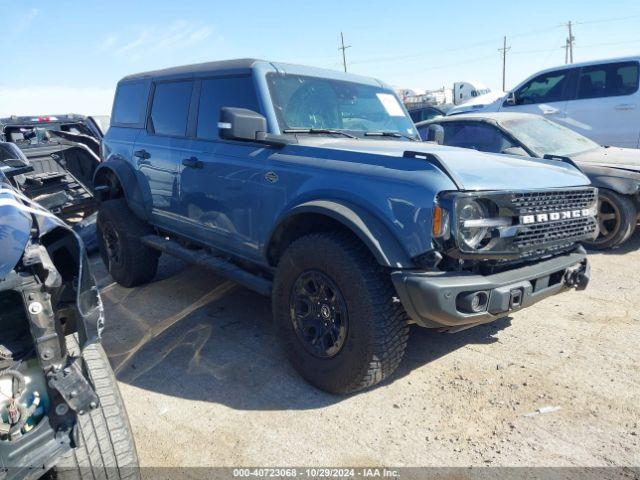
120 58 264 82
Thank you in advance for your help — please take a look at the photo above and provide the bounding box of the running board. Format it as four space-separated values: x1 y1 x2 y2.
140 235 272 296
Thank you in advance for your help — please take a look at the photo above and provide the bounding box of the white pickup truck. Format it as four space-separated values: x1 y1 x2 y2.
448 56 640 149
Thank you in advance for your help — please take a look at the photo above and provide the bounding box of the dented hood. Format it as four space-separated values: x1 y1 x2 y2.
294 137 590 191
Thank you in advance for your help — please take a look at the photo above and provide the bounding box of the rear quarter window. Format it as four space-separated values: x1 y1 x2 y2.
112 82 147 126
150 81 193 137
576 61 639 99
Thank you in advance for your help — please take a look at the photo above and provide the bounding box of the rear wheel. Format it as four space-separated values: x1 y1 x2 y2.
585 189 637 250
272 232 410 394
52 335 140 480
97 199 159 287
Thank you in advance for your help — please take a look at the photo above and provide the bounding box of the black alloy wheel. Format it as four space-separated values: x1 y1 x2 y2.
290 270 348 358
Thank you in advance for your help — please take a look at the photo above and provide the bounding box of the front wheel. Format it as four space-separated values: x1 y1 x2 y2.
272 232 410 394
584 189 637 250
52 335 140 480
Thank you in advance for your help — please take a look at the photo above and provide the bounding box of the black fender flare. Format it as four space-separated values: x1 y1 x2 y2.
580 164 640 196
268 200 415 268
93 160 148 219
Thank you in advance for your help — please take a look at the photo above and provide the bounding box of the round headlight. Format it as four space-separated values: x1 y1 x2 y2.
458 199 490 250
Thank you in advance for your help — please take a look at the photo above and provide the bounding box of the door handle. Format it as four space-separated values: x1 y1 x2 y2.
615 103 636 110
134 149 151 160
542 109 558 115
182 156 203 169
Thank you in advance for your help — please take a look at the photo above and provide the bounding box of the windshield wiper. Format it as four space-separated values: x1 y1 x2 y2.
364 131 418 141
282 128 357 139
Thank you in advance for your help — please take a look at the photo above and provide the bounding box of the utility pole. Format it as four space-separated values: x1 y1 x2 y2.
566 21 575 63
339 32 351 73
498 36 510 91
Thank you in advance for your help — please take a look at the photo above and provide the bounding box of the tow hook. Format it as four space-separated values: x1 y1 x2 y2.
564 261 590 291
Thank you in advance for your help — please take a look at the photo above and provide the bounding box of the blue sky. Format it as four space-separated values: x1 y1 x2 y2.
1 0 639 115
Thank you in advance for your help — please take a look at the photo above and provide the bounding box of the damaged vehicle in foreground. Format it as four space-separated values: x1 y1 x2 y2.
0 115 105 250
0 175 138 479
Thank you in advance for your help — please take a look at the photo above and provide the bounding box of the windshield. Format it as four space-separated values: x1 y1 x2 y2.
266 73 418 139
503 117 600 156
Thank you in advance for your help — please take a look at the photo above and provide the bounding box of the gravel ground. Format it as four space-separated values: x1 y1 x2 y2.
92 231 640 468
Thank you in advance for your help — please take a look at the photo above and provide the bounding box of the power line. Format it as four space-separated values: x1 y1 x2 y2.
574 13 640 25
339 32 351 73
347 12 640 67
511 38 640 56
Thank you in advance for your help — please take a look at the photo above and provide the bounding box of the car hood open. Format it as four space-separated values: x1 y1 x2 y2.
295 137 590 191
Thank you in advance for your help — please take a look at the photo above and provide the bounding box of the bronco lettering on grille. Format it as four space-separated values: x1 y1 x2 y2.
520 208 595 225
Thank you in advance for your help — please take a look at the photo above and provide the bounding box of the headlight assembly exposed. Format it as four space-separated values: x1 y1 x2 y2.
456 198 491 250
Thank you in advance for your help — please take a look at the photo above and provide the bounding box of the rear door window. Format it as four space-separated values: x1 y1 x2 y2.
150 81 194 137
112 82 147 125
576 61 639 99
196 76 260 140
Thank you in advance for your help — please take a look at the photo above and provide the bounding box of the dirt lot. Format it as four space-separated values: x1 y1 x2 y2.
92 232 640 468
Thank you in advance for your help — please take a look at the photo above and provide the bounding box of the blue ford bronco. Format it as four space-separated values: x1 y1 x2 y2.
96 59 596 394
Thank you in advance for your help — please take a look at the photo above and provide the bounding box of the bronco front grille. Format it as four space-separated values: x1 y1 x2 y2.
514 216 597 249
511 189 597 215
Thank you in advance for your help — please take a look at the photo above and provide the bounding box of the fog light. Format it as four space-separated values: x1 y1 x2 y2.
456 291 489 313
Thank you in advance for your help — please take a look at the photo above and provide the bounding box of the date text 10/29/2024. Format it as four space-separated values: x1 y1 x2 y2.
232 468 400 478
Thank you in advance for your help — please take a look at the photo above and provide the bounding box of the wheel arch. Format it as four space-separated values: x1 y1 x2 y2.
93 160 147 219
265 200 415 269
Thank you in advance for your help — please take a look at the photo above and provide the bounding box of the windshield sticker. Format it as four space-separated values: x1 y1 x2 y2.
376 93 405 117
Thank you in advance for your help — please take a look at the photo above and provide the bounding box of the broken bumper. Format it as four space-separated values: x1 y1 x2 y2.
391 247 590 329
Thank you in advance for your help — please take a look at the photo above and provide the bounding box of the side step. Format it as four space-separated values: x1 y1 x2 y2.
140 235 272 296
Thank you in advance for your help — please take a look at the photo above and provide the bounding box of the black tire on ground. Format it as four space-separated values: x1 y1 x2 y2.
585 189 637 250
272 232 410 394
52 335 140 480
97 199 159 287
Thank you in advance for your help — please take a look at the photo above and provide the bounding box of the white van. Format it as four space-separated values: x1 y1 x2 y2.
449 56 640 148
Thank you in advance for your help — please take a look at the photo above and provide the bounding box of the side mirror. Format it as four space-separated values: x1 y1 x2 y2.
505 92 517 106
501 146 528 156
218 107 267 142
426 124 445 145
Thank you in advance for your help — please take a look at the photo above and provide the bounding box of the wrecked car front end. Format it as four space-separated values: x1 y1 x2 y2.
0 115 103 251
0 180 103 478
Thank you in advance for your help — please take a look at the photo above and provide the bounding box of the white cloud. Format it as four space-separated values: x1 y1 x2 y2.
100 34 119 51
15 8 40 32
0 86 115 117
102 20 215 61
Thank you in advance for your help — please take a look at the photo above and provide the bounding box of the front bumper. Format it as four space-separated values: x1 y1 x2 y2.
392 247 589 329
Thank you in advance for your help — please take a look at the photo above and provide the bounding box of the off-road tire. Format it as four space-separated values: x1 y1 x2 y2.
52 335 140 480
272 232 410 394
97 199 159 287
585 189 637 250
